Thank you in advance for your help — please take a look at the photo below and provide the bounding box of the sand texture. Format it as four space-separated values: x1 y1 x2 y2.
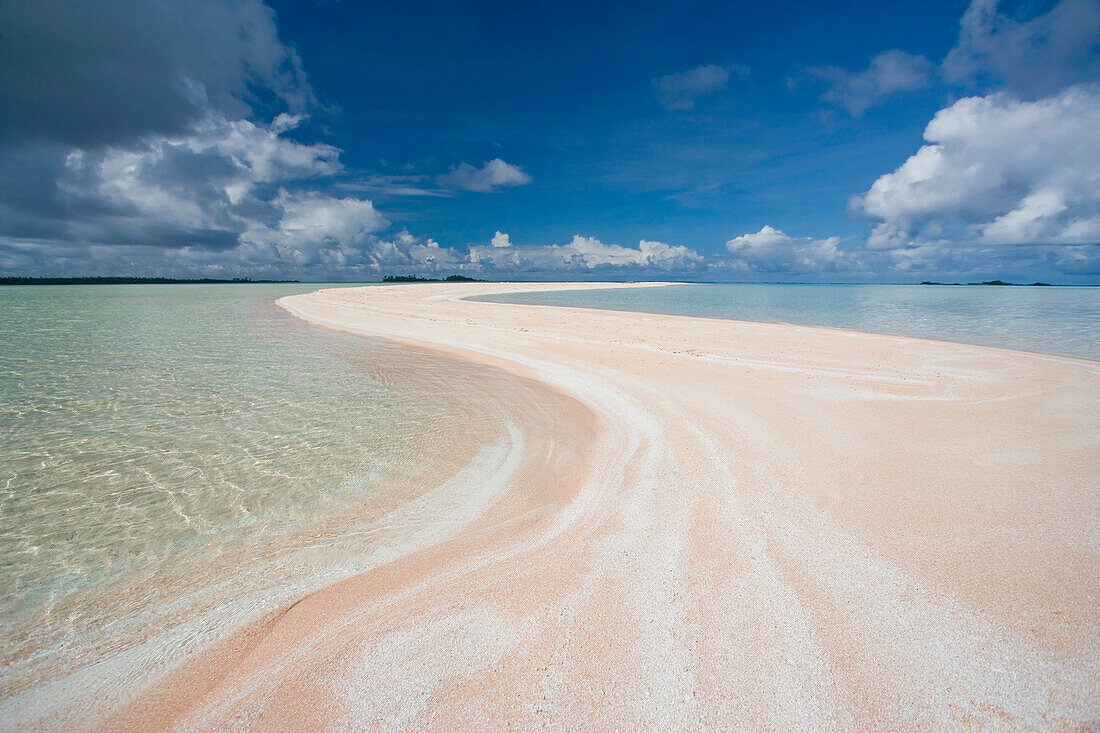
63 283 1100 728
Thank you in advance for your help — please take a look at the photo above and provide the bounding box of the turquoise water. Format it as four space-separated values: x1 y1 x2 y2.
479 284 1100 360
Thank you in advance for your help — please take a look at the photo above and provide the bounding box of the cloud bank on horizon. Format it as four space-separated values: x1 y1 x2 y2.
0 0 1097 282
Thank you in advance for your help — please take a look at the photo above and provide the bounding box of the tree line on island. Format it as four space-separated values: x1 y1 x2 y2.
382 275 485 282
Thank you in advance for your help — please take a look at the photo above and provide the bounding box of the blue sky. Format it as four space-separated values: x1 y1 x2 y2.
0 0 1098 282
268 0 959 243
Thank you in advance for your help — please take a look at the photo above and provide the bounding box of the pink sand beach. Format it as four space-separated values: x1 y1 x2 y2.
15 282 1100 730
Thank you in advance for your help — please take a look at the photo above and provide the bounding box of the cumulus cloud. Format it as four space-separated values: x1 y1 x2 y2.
0 111 434 278
436 159 532 193
21 113 341 247
469 233 703 275
0 0 420 280
851 84 1100 249
5 0 1094 283
242 191 388 263
0 100 700 280
0 0 531 281
724 226 856 273
716 224 1100 281
566 236 702 268
0 223 470 282
943 0 1100 97
655 64 748 110
0 0 312 148
0 0 704 282
805 51 933 116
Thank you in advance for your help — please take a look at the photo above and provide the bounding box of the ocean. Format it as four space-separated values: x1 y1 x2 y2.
476 283 1100 361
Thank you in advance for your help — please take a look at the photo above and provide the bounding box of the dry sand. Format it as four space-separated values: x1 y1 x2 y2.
113 282 1100 728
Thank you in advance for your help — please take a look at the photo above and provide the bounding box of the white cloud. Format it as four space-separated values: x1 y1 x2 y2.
240 191 388 266
806 50 933 116
655 64 748 110
724 225 854 273
469 234 703 274
0 0 485 282
0 107 711 280
48 113 343 247
716 225 1100 281
943 0 1100 97
274 192 386 243
568 236 702 268
0 111 435 278
436 158 532 193
851 84 1100 248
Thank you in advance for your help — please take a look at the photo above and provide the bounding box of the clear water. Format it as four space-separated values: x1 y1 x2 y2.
0 283 506 694
479 284 1100 361
0 285 409 608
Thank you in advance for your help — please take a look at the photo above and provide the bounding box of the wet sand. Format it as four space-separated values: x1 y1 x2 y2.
31 281 1100 729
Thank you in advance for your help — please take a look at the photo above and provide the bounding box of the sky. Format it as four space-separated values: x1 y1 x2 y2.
0 0 1098 283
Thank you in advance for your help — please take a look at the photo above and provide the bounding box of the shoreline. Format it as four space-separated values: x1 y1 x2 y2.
14 281 1098 729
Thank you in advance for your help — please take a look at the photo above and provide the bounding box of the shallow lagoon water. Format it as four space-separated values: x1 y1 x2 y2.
0 283 519 702
478 283 1100 361
0 285 409 611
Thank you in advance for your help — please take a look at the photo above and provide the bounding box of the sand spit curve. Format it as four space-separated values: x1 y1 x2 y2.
129 283 1100 729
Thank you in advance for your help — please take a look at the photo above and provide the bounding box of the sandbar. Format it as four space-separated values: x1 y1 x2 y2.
48 282 1100 728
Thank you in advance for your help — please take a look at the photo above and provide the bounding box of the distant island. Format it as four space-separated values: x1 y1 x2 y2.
0 277 299 285
382 275 485 283
919 280 1053 286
